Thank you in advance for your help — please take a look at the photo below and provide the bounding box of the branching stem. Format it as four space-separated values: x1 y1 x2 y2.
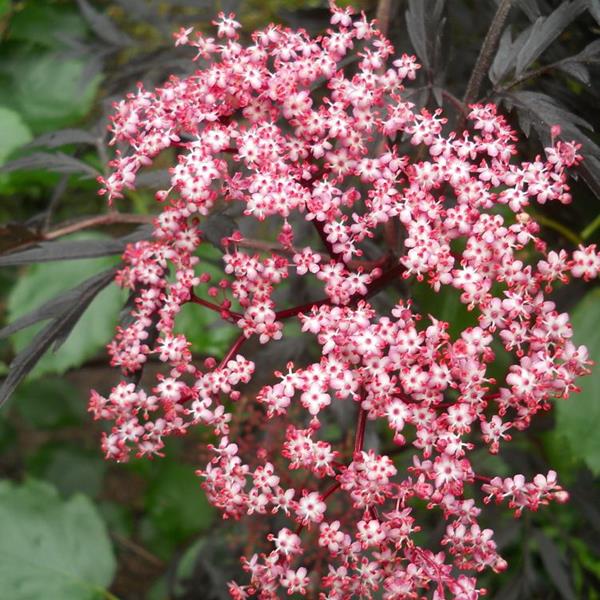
463 0 513 105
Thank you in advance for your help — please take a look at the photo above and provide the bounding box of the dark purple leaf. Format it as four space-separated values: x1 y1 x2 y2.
534 530 576 600
571 481 600 536
579 156 600 201
201 214 237 250
517 0 542 21
504 90 594 135
515 1 587 76
494 574 527 600
27 129 98 149
589 0 600 24
76 0 133 47
554 39 600 86
503 92 600 198
135 169 171 189
557 61 591 85
405 0 446 71
490 27 530 85
0 292 75 339
578 38 600 60
0 267 118 408
1 153 99 177
0 226 152 267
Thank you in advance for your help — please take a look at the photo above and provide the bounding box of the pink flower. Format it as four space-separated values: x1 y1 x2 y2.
91 3 597 597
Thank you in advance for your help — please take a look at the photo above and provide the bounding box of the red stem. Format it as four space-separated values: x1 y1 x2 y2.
190 261 405 337
189 293 242 323
354 407 368 454
275 298 330 320
322 481 342 501
275 262 405 321
474 474 492 484
218 333 247 369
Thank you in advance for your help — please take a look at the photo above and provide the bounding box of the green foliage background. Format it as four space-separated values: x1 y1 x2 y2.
0 1 599 599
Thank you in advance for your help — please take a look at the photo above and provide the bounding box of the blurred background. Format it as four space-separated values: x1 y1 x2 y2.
0 1 599 598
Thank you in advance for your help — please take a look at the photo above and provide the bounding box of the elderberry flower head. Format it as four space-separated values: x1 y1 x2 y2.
91 2 597 597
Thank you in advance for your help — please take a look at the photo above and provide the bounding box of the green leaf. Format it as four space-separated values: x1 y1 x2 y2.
0 418 16 454
144 462 215 547
7 237 126 378
0 0 10 18
0 106 32 165
175 245 237 356
97 501 134 539
411 281 478 339
175 302 238 356
9 3 88 48
146 576 169 600
555 289 600 475
27 444 107 498
0 48 101 133
13 378 86 429
0 479 116 599
174 538 205 590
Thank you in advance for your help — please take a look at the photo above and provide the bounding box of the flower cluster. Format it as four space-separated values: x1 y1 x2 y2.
91 3 598 598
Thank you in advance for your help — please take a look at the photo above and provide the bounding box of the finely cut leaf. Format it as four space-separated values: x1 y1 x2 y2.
534 530 576 600
580 156 600 201
489 27 530 85
589 0 600 24
575 38 600 61
0 267 118 406
0 479 115 600
517 0 541 21
0 291 73 339
558 39 600 86
0 225 152 266
515 1 586 76
405 0 446 71
76 0 133 47
1 152 98 176
503 90 600 198
406 0 429 69
571 475 600 537
557 61 590 85
27 128 98 149
201 214 237 249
